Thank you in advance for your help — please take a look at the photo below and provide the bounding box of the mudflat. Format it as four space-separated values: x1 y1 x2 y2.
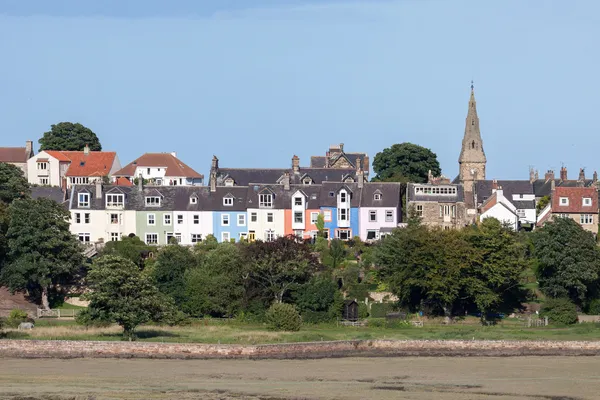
0 356 598 400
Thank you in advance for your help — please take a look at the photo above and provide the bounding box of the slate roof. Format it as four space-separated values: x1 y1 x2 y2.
45 151 117 177
407 183 465 203
360 182 403 207
310 153 369 171
533 179 595 198
114 153 203 179
319 182 362 207
31 186 67 205
474 180 535 209
215 167 358 186
0 147 28 163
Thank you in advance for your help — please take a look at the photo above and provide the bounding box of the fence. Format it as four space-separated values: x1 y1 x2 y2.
526 316 548 327
37 308 81 319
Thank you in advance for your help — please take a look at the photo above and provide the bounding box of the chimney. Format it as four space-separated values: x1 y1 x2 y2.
535 170 539 180
171 152 177 158
339 143 344 153
579 168 585 181
84 144 90 155
427 169 434 184
560 166 567 181
551 179 555 192
283 172 290 190
95 179 102 199
209 170 216 193
594 171 598 184
492 179 498 192
25 140 33 158
529 167 535 184
545 170 554 182
496 185 503 197
138 173 143 191
211 155 219 171
292 155 300 174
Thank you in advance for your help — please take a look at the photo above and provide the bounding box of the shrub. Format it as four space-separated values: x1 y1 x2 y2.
587 299 600 315
358 303 369 319
6 309 28 328
540 298 578 325
302 311 331 324
370 303 392 318
368 318 386 328
265 303 302 331
75 309 112 328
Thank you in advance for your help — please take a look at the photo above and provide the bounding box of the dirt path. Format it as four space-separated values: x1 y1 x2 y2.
0 356 598 399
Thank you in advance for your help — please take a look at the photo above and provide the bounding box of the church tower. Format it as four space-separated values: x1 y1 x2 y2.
458 82 486 187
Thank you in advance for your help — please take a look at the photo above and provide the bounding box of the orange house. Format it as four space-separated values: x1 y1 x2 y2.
284 186 323 240
284 209 321 239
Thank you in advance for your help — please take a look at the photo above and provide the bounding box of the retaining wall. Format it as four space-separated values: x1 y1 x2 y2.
1 339 600 359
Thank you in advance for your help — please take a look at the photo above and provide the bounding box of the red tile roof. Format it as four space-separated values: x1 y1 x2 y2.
0 147 28 163
114 177 133 186
45 151 117 177
552 186 598 214
114 153 203 178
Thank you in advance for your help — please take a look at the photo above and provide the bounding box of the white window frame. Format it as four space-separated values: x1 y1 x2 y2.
580 214 594 225
222 214 230 226
337 229 351 240
251 212 257 222
238 214 246 226
193 214 200 225
109 213 120 225
39 177 49 185
147 213 156 226
583 197 592 207
145 233 158 245
366 229 378 240
267 213 274 223
338 208 348 221
110 232 119 242
369 210 377 222
559 197 569 206
190 196 198 204
106 194 124 207
385 210 394 222
177 214 184 224
221 232 230 242
223 196 234 206
191 233 202 243
265 229 275 242
259 193 273 208
164 214 171 225
294 197 303 206
74 213 81 224
339 192 347 203
310 212 319 224
416 205 423 216
78 193 90 208
145 196 161 207
84 213 90 224
374 193 382 201
77 233 91 243
294 211 303 223
37 162 48 170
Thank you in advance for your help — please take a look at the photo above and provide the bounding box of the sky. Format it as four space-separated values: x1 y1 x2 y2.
1 0 599 180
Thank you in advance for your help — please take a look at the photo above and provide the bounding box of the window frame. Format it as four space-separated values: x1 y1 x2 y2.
267 212 274 223
177 214 184 224
106 194 124 207
84 213 90 224
191 233 202 243
223 196 234 206
77 233 91 243
259 193 273 208
559 197 569 206
238 214 246 226
221 232 230 242
110 232 119 242
147 213 155 226
310 212 319 224
145 233 158 245
221 214 230 226
145 196 161 207
294 211 304 224
193 214 200 225
163 214 171 225
369 210 377 222
251 212 257 222
583 197 592 207
78 193 90 208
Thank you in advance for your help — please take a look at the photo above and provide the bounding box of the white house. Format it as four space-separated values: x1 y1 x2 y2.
113 152 204 186
358 183 402 241
479 187 519 230
246 186 286 241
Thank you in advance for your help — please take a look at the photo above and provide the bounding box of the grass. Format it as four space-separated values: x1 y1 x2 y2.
4 317 600 343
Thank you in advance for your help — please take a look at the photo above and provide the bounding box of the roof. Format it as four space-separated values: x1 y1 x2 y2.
533 178 595 198
360 182 402 207
114 177 133 186
31 186 67 205
319 182 362 207
407 182 465 203
552 186 598 214
0 147 28 163
45 151 117 177
114 153 203 179
474 180 535 209
310 153 369 172
215 167 359 186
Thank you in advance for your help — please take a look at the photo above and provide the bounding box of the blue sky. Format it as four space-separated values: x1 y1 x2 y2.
1 0 599 180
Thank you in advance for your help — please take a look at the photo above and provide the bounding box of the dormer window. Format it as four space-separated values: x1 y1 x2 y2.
294 197 302 206
37 162 48 170
259 193 273 208
583 197 592 206
78 193 90 208
224 178 234 187
190 196 198 204
223 196 234 206
145 196 161 207
106 194 124 207
344 177 354 183
374 193 382 201
339 192 347 203
559 197 569 206
303 177 312 185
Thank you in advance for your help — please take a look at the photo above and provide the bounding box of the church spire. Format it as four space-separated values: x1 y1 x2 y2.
458 82 486 184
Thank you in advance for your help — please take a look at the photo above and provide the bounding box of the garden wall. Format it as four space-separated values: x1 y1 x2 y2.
1 339 600 359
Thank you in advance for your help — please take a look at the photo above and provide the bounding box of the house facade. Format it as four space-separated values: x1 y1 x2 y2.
0 140 34 175
358 183 402 241
475 179 536 229
320 183 360 240
113 152 204 186
537 185 599 234
407 182 468 229
283 185 322 240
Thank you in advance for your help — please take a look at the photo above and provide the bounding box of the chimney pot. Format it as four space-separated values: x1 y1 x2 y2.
95 179 102 199
579 168 585 181
545 170 555 182
25 140 33 158
171 152 177 158
84 144 90 155
560 166 568 181
292 155 300 174
138 173 143 191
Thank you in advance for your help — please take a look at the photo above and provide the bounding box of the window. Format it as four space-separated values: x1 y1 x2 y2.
224 178 234 187
110 213 120 224
583 197 592 206
294 230 303 238
190 196 197 204
517 209 526 218
248 231 256 242
238 214 246 226
164 214 171 225
110 232 119 242
259 193 273 208
385 210 394 222
322 229 329 239
156 179 162 185
338 208 348 221
369 210 377 222
39 177 49 185
193 214 199 224
174 233 182 243
310 194 317 200
339 192 347 202
177 214 183 224
366 230 378 240
439 205 456 218
416 205 423 216
106 194 124 207
70 177 89 185
267 213 274 223
37 162 48 170
581 214 594 224
310 212 319 224
329 192 335 197
251 212 257 222
147 168 151 175
240 232 248 241
191 234 202 243
294 212 303 223
74 213 81 223
324 210 332 222
294 197 303 206
303 178 312 185
77 233 90 243
374 193 382 201
559 197 569 206
145 233 158 245
221 232 230 242
84 213 90 224
147 214 155 226
337 229 351 240
415 186 457 196
222 214 230 226
266 230 275 242
78 193 90 208
145 196 161 207
557 213 569 219
223 196 233 206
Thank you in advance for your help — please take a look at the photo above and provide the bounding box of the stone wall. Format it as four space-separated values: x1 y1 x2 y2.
1 339 600 360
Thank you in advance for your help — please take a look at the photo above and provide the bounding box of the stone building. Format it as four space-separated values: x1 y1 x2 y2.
406 181 468 229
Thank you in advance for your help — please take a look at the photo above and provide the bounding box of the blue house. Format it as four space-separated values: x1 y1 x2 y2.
319 183 360 240
209 186 249 242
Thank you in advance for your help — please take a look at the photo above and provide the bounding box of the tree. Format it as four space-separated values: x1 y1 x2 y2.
372 143 441 183
153 244 197 308
38 122 102 151
536 195 550 215
244 236 321 303
532 217 600 306
82 255 175 340
0 163 30 204
328 239 347 269
184 243 245 317
101 235 152 268
1 198 83 309
315 214 325 237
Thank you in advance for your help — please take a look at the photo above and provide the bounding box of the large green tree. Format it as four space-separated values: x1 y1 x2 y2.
1 198 83 309
372 143 441 183
153 243 197 307
0 162 30 204
532 217 600 306
82 255 175 340
100 235 152 268
38 122 102 151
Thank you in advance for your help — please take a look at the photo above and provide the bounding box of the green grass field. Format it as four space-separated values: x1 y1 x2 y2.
5 317 599 343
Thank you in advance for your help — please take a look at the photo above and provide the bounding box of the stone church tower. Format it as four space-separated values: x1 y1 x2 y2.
458 83 486 189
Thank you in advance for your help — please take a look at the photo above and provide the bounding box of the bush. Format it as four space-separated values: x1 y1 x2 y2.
368 318 386 328
587 299 600 315
75 309 112 328
302 311 331 324
358 303 369 319
6 309 29 328
370 303 392 318
265 303 302 331
540 298 578 325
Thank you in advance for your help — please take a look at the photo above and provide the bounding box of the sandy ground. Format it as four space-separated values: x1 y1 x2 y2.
0 357 598 400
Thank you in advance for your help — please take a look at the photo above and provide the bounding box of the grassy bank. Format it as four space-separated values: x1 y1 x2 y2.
3 318 600 343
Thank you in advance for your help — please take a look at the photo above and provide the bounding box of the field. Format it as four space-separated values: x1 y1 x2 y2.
3 317 600 343
0 356 599 399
